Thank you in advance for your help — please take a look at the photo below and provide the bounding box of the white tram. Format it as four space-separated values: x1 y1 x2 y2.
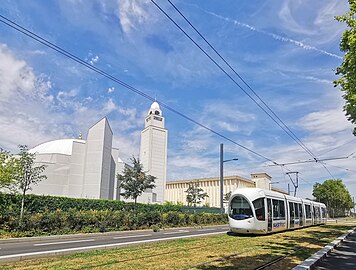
228 188 327 234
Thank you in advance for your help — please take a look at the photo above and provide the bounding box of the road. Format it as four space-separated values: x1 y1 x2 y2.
0 225 229 263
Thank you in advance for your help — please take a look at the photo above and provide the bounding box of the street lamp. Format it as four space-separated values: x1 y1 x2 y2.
219 143 238 213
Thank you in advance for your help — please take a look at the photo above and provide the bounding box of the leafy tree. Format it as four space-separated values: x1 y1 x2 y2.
185 182 208 207
0 149 18 189
117 157 156 207
223 191 232 203
334 1 356 135
313 179 353 218
14 145 47 224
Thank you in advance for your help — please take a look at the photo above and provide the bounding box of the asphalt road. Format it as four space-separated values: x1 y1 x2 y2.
0 225 229 263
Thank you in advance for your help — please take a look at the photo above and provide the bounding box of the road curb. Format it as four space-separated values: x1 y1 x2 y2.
292 227 356 270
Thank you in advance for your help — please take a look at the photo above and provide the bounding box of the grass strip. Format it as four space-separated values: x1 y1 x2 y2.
1 221 355 270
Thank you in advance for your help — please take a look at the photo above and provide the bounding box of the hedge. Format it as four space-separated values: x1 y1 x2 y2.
0 193 228 236
0 209 228 236
0 193 182 214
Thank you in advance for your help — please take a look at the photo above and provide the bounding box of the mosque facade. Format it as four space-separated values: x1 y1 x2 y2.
29 118 124 200
29 102 167 202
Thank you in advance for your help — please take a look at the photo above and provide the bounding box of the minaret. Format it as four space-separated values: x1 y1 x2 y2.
139 101 168 203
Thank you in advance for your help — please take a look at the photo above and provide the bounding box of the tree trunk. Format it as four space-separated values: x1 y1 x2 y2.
20 189 26 226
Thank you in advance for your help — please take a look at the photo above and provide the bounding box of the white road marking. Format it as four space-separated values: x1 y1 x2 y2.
197 228 214 232
113 234 152 239
0 231 226 261
34 239 95 246
163 230 189 235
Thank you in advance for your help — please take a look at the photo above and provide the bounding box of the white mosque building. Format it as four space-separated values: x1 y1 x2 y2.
29 118 124 200
137 101 168 204
29 102 168 203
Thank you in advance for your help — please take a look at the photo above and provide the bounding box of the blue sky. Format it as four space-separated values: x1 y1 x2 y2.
0 0 355 200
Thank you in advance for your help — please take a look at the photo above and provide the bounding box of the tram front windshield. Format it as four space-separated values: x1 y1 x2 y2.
229 195 253 220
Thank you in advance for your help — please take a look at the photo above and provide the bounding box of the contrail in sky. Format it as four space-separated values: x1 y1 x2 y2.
198 8 343 60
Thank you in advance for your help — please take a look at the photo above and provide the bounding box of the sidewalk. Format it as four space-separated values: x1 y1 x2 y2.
293 228 356 270
314 230 356 270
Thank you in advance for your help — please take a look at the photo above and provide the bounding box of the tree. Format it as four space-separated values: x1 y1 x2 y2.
185 182 208 207
117 157 156 207
334 1 356 136
14 145 47 224
0 149 18 189
223 191 232 203
313 179 353 218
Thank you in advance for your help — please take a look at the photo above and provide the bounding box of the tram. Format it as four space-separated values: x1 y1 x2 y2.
228 188 327 234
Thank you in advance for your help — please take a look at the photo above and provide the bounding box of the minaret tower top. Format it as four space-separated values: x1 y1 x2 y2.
145 101 164 128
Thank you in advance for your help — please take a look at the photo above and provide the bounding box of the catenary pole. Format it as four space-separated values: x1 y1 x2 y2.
220 143 224 213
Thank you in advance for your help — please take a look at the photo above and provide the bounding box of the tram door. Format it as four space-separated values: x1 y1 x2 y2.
267 198 272 232
299 204 303 226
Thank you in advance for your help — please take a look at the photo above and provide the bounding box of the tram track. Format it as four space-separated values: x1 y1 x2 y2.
253 238 325 270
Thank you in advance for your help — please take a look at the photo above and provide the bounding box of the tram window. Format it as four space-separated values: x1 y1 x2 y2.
253 198 265 221
305 205 312 218
321 208 326 218
298 204 303 218
293 203 302 218
314 207 320 218
229 196 253 220
272 199 285 220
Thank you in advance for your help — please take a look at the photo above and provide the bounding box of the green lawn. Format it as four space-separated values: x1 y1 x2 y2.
1 220 355 270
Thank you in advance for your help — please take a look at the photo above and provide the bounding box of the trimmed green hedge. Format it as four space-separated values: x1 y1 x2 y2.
0 208 227 236
0 193 182 213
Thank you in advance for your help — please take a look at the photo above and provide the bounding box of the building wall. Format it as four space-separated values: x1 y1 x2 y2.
30 153 71 197
82 118 113 199
30 118 121 201
165 175 255 207
67 141 86 198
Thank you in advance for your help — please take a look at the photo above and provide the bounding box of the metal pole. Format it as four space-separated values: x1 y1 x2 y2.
220 143 224 213
354 197 355 217
288 183 290 195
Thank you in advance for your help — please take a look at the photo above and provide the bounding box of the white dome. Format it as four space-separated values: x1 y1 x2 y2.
150 101 160 110
29 139 86 156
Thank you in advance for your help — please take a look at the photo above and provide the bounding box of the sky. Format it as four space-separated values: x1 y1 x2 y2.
0 0 355 201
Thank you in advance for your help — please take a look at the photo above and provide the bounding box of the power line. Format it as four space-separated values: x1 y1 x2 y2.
0 14 277 165
267 155 352 166
317 138 355 157
151 0 336 181
165 0 318 160
319 162 356 174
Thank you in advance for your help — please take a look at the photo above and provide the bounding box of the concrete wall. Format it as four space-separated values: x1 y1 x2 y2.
31 153 71 197
165 176 255 207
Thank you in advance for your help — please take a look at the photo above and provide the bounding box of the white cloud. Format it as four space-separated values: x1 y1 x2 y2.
298 108 353 135
0 44 144 160
199 8 342 60
89 55 99 65
107 87 115 93
118 0 151 33
103 98 117 114
0 44 37 101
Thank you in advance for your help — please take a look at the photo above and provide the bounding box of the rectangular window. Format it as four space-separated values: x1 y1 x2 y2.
272 199 285 220
298 204 303 219
305 204 312 218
